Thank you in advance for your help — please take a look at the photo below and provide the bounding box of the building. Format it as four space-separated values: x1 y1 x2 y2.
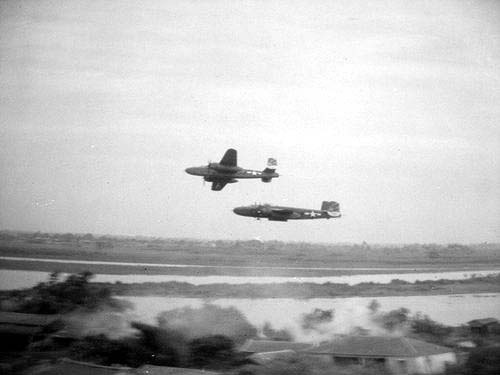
0 312 62 351
135 365 221 375
239 339 313 354
25 360 223 375
25 358 132 375
306 335 457 375
467 318 499 335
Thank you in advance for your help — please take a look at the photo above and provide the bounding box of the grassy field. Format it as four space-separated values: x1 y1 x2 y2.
1 234 500 276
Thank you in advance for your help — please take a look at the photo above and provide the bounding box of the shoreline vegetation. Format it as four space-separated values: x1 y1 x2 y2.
103 274 500 298
2 272 498 299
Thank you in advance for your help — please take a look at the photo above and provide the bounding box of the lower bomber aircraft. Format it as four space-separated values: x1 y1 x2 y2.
233 201 341 221
185 148 279 191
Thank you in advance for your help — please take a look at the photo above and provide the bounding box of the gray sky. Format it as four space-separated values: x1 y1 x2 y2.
1 0 499 243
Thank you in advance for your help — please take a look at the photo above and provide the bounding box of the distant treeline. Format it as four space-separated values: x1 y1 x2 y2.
1 230 499 264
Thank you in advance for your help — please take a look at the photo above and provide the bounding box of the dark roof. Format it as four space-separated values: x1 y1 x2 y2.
0 324 42 336
0 312 61 327
467 318 498 327
136 365 220 375
25 359 132 375
306 336 454 358
239 339 313 353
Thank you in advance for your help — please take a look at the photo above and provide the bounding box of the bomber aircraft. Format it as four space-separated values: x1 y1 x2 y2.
233 201 341 221
185 148 279 191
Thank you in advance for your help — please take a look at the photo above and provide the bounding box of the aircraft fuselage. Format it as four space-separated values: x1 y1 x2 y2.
185 149 278 190
233 204 341 221
185 165 278 180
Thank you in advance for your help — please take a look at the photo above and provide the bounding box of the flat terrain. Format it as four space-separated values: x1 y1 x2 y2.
1 236 499 277
1 235 500 298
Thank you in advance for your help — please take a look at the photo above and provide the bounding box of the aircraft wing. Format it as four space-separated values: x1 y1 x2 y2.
220 148 237 167
211 181 228 191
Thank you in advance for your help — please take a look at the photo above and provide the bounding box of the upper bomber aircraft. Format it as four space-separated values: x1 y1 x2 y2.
185 148 279 191
233 201 341 221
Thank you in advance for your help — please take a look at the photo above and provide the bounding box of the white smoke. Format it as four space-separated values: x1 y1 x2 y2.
63 309 139 339
262 300 408 343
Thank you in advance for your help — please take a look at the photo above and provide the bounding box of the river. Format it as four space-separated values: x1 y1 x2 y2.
1 268 499 338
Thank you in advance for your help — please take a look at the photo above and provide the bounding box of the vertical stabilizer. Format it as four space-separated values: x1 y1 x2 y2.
321 201 340 213
263 158 277 173
219 148 237 166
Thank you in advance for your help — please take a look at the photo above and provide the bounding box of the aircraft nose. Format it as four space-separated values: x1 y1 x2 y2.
185 167 195 175
233 207 247 216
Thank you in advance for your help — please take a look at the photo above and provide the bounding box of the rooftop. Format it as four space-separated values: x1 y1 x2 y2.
25 358 132 375
0 312 61 327
0 324 43 336
306 336 454 358
136 365 221 375
467 318 498 326
239 339 313 353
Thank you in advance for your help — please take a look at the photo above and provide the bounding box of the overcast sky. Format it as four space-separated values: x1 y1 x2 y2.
1 0 499 243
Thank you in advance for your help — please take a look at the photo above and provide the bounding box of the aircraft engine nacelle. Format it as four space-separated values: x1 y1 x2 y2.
261 177 272 183
204 177 238 183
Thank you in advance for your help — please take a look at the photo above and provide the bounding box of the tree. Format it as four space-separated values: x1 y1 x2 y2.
157 304 257 345
373 308 410 332
131 322 187 367
82 233 94 240
262 322 293 341
368 299 380 314
410 313 452 344
59 233 76 242
188 335 235 368
8 271 126 314
301 308 334 331
69 334 150 367
464 346 500 375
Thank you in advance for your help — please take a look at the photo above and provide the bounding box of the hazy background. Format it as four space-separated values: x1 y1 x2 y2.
1 0 499 243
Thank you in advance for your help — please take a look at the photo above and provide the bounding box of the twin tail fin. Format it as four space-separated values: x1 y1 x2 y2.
321 201 340 217
263 158 277 174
